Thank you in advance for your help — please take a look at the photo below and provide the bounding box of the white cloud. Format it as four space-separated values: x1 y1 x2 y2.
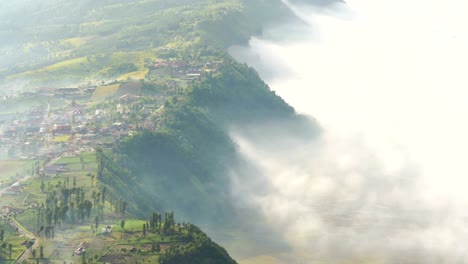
230 0 468 262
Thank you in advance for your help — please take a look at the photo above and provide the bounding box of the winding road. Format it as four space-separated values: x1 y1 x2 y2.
7 216 38 263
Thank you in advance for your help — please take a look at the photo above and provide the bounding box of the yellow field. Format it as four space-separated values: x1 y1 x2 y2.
92 84 121 100
44 57 88 71
117 69 148 81
60 36 93 48
53 135 71 142
7 49 157 84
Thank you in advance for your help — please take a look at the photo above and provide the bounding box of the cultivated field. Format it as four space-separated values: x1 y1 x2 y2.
91 84 121 101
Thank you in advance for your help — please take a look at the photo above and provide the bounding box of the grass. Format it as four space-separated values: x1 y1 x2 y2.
0 160 35 183
0 220 28 255
65 163 85 171
117 69 148 81
0 160 23 181
113 219 146 233
55 152 95 164
54 152 97 171
92 84 121 101
55 155 81 164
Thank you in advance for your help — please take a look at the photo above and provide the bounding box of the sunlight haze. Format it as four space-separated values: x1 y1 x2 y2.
230 0 468 262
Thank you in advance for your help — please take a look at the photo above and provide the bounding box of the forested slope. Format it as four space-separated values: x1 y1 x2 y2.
97 58 302 223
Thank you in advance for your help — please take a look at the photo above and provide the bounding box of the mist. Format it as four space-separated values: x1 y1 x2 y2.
228 0 468 262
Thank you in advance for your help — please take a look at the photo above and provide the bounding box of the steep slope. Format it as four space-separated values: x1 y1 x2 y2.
97 58 309 224
83 0 323 227
159 226 238 264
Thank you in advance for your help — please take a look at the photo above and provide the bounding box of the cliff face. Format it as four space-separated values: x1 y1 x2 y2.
99 58 303 222
93 0 323 226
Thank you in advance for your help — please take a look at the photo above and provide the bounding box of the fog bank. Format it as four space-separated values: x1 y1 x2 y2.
229 0 468 262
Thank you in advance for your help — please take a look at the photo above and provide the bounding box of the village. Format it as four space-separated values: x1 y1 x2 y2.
0 57 223 161
0 57 222 263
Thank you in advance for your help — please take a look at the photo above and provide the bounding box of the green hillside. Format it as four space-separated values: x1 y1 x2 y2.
27 0 319 226
1 0 295 87
95 57 318 226
0 0 326 263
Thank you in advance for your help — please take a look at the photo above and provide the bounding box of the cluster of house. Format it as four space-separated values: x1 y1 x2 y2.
0 99 92 158
102 225 112 234
2 205 25 217
71 226 111 255
42 165 68 176
150 59 222 80
74 241 88 255
0 92 153 159
36 86 96 99
0 56 226 158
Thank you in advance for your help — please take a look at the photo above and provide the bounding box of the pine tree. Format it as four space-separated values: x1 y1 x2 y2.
8 243 12 259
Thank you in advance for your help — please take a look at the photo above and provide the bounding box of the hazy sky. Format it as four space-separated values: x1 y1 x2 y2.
272 0 468 198
230 0 468 262
234 0 468 200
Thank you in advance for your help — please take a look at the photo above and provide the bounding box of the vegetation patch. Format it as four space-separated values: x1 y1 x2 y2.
0 160 34 183
52 135 71 143
92 84 121 101
117 69 148 81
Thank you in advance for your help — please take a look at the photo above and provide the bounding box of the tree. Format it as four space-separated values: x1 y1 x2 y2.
120 220 125 234
143 223 146 237
32 249 37 258
39 226 44 238
0 229 4 241
102 186 106 203
61 205 69 227
8 243 12 259
1 242 6 259
91 190 96 206
151 212 158 229
40 181 45 193
156 242 161 253
121 201 127 215
95 216 99 231
40 245 44 258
